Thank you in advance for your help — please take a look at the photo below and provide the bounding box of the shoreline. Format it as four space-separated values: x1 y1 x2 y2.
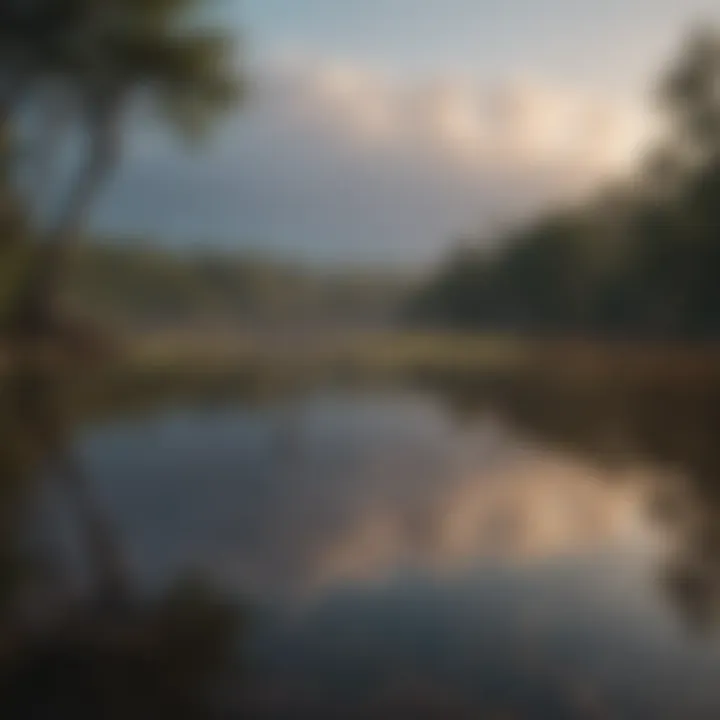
4 331 720 383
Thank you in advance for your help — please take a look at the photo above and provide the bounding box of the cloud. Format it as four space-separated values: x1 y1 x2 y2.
96 57 651 263
198 402 659 600
278 60 646 172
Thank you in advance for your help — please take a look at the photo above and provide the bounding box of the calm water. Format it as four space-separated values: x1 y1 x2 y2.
4 372 720 718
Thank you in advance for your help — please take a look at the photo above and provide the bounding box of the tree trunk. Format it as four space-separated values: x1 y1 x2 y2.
20 367 131 606
15 108 119 336
54 448 130 606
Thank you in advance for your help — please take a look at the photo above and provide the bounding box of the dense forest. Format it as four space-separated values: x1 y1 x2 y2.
410 29 720 340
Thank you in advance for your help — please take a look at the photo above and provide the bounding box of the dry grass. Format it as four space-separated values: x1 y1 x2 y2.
5 328 720 386
120 330 720 385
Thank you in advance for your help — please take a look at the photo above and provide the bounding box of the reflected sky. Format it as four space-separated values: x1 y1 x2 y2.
65 385 720 717
78 391 664 599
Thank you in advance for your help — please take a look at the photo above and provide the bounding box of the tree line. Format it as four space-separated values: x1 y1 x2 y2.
410 28 720 341
62 241 411 330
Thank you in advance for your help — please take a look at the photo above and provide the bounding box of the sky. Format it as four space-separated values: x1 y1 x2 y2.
95 0 720 266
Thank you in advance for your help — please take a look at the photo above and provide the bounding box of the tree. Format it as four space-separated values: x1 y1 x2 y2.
410 25 720 341
661 27 720 163
0 0 245 333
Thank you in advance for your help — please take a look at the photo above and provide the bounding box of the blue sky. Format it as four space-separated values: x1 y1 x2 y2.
239 0 719 91
97 0 720 266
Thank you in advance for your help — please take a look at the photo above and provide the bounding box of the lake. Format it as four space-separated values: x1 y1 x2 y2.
3 369 720 718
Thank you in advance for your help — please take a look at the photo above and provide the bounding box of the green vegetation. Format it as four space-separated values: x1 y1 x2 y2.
411 28 720 341
0 0 243 333
63 241 411 330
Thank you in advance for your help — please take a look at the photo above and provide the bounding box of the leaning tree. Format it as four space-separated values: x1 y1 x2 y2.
0 0 244 333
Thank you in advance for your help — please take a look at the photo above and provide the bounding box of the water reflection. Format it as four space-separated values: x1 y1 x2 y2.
421 372 720 632
77 392 654 600
0 369 247 718
5 368 720 716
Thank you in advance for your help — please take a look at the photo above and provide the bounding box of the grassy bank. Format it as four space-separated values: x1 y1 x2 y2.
120 330 720 386
6 329 720 387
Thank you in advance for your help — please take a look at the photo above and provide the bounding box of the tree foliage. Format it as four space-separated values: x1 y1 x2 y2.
0 0 244 331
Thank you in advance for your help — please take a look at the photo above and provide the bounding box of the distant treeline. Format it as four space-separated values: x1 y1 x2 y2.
410 29 720 341
63 242 412 330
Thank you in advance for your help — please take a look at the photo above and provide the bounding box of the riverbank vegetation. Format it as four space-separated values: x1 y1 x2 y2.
3 15 720 378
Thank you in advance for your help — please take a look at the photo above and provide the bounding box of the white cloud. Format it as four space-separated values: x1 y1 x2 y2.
257 58 649 174
99 57 652 262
